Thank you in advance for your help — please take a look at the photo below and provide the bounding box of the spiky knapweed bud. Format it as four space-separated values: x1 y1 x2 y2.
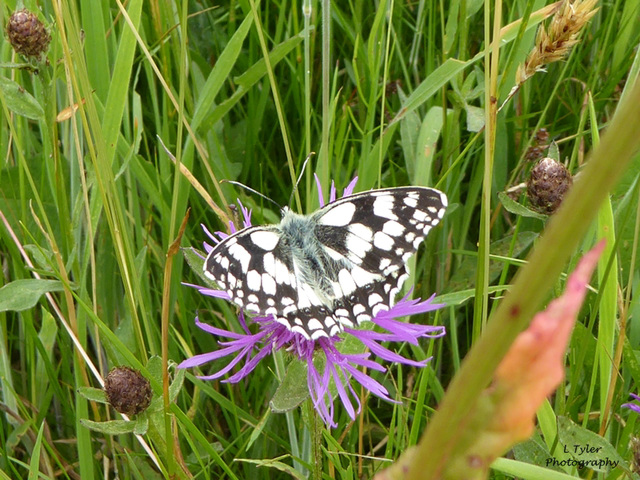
527 157 572 214
6 9 51 59
104 366 152 416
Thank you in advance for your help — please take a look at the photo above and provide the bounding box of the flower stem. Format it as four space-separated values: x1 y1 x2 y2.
309 399 323 480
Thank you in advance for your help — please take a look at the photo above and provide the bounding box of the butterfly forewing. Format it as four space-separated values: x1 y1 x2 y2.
204 186 447 340
314 187 446 275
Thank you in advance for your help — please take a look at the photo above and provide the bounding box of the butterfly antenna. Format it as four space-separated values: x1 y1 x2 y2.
288 152 315 207
222 180 283 211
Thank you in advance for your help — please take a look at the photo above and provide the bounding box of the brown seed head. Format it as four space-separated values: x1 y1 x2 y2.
104 366 152 416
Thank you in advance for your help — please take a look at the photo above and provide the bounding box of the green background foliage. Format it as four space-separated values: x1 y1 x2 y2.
1 0 639 478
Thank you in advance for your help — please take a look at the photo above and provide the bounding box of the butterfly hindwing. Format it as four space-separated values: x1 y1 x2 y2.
204 225 297 313
203 186 447 340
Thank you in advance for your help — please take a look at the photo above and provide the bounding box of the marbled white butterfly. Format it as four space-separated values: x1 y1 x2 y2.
204 187 447 341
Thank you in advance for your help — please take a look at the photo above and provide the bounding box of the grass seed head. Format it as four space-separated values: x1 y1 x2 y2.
516 0 599 85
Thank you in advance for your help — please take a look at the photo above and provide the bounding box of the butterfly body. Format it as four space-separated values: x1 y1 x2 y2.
204 187 447 340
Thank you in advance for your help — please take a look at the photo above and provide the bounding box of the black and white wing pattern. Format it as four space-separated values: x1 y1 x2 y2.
204 187 447 340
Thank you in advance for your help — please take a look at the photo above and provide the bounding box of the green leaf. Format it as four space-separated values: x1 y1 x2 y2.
168 364 185 403
270 359 311 413
389 58 468 126
0 76 44 120
512 434 560 472
80 419 138 435
399 94 422 177
247 411 270 449
492 457 586 480
548 141 560 162
28 422 46 480
102 0 143 161
146 355 163 382
465 104 485 132
0 279 67 312
145 355 183 413
206 32 304 127
77 386 108 404
412 106 447 186
498 191 547 220
133 417 149 435
182 247 215 288
236 456 307 480
191 13 254 129
557 416 629 473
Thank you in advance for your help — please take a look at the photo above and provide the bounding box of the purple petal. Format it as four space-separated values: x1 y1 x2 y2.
354 333 430 366
381 293 446 317
237 310 251 335
622 403 640 413
328 361 357 419
237 199 253 228
344 176 358 196
190 286 231 301
225 344 273 382
202 224 222 244
329 180 337 203
196 346 253 380
314 173 325 207
178 344 247 369
622 393 640 413
194 320 248 339
308 359 336 426
345 364 395 402
339 351 386 372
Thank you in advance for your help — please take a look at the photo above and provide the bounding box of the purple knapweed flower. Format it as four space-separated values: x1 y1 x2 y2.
180 176 446 427
622 393 640 414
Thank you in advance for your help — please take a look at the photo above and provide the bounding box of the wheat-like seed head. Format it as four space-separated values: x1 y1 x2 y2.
516 0 599 85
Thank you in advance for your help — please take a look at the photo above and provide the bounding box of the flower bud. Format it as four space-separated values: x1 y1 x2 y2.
526 157 572 214
6 9 51 59
104 366 152 416
535 128 549 146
